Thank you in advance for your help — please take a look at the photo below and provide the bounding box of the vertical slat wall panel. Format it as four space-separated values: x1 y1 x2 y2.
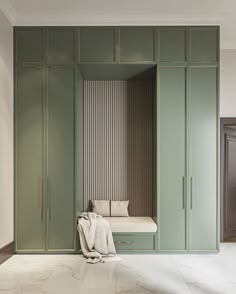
84 80 153 216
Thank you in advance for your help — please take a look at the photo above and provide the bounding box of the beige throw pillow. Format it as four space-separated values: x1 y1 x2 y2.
91 200 110 216
111 200 129 217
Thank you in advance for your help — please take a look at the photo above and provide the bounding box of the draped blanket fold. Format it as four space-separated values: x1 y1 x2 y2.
77 212 116 264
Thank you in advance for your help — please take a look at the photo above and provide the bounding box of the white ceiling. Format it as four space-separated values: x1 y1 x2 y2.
0 0 236 48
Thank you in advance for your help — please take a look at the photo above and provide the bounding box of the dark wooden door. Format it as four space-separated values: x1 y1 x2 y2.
223 126 236 241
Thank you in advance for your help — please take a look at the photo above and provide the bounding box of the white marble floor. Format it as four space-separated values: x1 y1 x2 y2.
0 244 236 294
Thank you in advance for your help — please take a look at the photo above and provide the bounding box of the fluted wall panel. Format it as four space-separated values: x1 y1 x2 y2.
84 80 153 216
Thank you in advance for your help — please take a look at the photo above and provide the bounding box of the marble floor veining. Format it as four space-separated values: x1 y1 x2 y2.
0 244 236 294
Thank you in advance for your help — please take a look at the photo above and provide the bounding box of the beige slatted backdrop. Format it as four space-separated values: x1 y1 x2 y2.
84 80 153 216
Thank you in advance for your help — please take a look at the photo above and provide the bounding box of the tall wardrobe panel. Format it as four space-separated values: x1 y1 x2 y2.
47 68 75 250
159 67 186 251
190 67 218 250
16 68 44 251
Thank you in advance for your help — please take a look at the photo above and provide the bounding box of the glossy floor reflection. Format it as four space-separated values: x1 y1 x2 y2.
0 244 236 294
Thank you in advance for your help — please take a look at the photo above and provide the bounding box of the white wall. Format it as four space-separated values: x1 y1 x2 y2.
0 9 13 249
220 49 236 117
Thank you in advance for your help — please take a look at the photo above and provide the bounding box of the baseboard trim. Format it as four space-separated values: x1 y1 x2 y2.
0 242 14 265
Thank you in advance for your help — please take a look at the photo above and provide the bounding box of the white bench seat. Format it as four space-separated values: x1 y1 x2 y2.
104 217 157 233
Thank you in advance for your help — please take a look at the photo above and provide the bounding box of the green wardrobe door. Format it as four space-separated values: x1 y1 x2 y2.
190 68 218 251
16 29 44 64
190 29 218 62
47 68 75 251
79 28 115 62
159 67 186 251
119 28 154 62
159 30 186 62
47 29 75 64
16 68 44 251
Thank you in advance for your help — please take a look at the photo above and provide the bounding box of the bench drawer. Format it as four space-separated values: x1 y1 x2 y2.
113 234 156 251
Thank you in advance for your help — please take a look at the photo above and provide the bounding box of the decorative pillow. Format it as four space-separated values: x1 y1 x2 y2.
111 200 129 217
91 200 110 216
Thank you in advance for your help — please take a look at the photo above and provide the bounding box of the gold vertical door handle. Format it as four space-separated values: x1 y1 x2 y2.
190 177 193 210
47 176 51 219
182 177 185 210
39 176 43 221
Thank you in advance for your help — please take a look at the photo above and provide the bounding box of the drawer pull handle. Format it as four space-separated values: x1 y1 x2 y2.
114 241 133 245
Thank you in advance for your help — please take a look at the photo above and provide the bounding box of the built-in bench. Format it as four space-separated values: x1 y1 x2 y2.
104 217 158 252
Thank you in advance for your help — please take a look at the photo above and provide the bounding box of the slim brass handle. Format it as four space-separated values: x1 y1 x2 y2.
190 177 193 210
39 176 43 221
182 176 185 210
114 241 133 245
47 176 51 219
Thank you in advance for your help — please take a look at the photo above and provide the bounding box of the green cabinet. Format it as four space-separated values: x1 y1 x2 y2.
189 68 217 250
190 29 218 62
79 28 115 62
16 68 44 251
159 29 186 62
47 68 75 251
47 29 75 64
119 28 154 62
158 66 218 252
159 67 186 251
15 29 44 64
15 67 75 252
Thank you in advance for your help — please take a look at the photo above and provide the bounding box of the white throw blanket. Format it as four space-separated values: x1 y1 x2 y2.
78 212 117 264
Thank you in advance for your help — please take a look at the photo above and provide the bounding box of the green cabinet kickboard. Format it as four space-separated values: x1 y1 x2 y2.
14 26 219 253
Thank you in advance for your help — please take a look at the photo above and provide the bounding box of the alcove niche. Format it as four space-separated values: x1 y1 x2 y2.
77 64 157 219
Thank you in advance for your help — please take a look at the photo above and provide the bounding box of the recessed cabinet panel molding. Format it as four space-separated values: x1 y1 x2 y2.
119 28 154 62
16 68 44 251
190 28 218 62
47 68 75 251
47 29 75 64
15 29 44 64
159 29 186 62
190 67 218 251
159 67 186 251
79 28 115 62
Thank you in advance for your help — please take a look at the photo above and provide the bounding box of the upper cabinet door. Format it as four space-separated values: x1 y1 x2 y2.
190 28 218 62
159 29 186 62
47 29 75 64
190 67 218 251
79 28 115 62
119 28 154 62
16 68 44 251
16 29 44 64
47 68 75 251
159 67 187 251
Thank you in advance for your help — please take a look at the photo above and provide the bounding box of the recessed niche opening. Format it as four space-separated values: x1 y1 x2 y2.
78 64 157 217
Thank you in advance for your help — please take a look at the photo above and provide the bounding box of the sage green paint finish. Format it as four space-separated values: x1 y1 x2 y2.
119 28 154 62
78 63 156 80
47 29 75 64
191 29 217 62
159 30 186 62
47 68 75 251
113 234 155 251
16 68 44 251
79 28 115 62
16 29 44 64
159 67 186 251
76 69 84 220
189 68 217 251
